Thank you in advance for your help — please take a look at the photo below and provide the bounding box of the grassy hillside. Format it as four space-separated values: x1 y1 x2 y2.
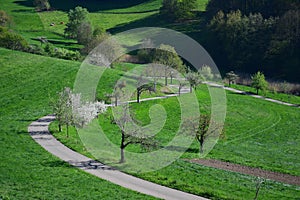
0 48 157 199
51 84 300 199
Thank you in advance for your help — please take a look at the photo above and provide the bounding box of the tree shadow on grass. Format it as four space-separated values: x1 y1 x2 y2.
14 0 153 12
43 160 72 168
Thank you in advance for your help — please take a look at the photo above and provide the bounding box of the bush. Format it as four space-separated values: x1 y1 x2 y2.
44 43 81 61
0 10 10 27
0 27 28 51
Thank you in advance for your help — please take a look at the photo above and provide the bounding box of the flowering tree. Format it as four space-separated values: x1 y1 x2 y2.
52 87 106 137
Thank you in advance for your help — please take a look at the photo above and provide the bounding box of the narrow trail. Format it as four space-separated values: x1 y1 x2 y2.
28 115 208 200
27 82 300 200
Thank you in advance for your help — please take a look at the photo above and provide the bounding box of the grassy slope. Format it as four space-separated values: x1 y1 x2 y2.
228 84 300 105
0 48 157 200
52 84 300 199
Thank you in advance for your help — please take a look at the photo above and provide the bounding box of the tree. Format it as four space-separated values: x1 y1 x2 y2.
33 0 51 11
64 6 89 39
0 10 10 27
183 114 224 154
153 44 185 86
80 31 110 55
51 87 106 137
225 71 239 86
145 63 163 92
110 81 126 106
185 69 202 93
77 21 93 45
199 65 214 81
137 38 155 63
160 0 197 21
113 105 156 163
251 71 268 95
136 76 154 103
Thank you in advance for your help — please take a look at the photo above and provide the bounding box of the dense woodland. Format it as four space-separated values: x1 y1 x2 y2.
204 0 300 82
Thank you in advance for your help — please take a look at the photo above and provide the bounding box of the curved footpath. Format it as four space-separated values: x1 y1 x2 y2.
28 115 208 200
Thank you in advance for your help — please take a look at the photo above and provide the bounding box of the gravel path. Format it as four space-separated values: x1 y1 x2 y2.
189 159 300 186
28 115 208 200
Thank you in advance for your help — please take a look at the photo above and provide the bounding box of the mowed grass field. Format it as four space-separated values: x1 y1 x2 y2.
50 64 300 199
0 48 158 199
1 0 300 199
1 0 209 50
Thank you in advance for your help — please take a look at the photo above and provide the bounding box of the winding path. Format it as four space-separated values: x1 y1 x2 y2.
28 115 208 200
28 83 299 199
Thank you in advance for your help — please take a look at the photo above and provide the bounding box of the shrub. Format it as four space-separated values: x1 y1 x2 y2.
0 27 28 51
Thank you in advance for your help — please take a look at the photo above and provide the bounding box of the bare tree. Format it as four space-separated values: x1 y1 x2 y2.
183 114 224 154
185 69 202 93
145 63 163 92
225 71 239 86
136 75 154 103
108 81 126 106
113 105 156 163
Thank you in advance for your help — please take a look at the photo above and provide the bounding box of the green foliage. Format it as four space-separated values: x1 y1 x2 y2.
0 10 10 27
44 43 81 60
206 0 299 18
64 6 89 38
33 0 51 11
77 21 93 45
160 0 197 21
153 44 186 74
251 71 268 95
210 10 277 71
0 27 28 51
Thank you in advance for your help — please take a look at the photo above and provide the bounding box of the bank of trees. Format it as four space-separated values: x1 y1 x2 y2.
207 0 300 82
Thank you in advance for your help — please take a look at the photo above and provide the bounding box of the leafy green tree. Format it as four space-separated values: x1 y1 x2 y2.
33 0 51 11
251 71 268 95
65 6 89 39
153 44 186 85
77 21 93 45
160 0 197 21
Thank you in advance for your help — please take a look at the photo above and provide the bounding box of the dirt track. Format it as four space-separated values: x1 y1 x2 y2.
189 159 300 186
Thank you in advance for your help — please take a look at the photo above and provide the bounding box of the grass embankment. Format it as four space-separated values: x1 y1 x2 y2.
1 0 209 50
51 68 300 199
0 48 157 199
227 84 300 105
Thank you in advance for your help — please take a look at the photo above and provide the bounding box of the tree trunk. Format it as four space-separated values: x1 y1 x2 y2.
178 86 181 96
120 132 126 163
190 85 192 93
58 123 62 132
154 81 157 93
115 96 118 106
254 181 262 200
256 88 259 95
165 76 168 86
66 124 69 138
137 90 140 103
